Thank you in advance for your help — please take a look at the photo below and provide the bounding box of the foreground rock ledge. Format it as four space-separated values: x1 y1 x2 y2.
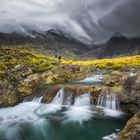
118 112 140 140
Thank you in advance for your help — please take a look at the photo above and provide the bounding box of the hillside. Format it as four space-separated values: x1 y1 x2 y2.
0 31 140 59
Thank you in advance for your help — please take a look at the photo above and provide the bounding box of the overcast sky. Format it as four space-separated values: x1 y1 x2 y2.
0 0 140 44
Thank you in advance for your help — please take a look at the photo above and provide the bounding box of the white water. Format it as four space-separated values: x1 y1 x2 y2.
0 88 124 128
97 93 120 110
63 106 93 124
51 88 92 106
103 133 118 140
32 96 43 103
74 93 91 106
0 89 124 140
79 74 103 83
51 88 64 105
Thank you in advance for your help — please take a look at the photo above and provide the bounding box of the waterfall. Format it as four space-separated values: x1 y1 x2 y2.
74 93 91 106
97 93 120 110
51 88 64 105
51 88 92 106
32 96 43 103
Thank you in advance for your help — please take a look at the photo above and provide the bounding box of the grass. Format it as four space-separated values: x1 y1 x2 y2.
0 46 140 72
0 48 58 72
62 55 140 70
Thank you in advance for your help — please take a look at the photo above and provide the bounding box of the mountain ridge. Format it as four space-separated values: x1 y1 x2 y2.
0 31 139 59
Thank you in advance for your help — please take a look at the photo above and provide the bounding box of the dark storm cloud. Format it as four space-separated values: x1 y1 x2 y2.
0 0 140 44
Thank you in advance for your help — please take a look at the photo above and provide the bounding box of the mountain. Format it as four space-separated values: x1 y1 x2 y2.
84 36 140 58
0 31 139 59
0 30 91 59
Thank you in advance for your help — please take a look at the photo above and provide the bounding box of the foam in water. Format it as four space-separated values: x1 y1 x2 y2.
0 102 41 124
0 87 126 140
103 133 118 140
35 104 62 116
63 106 93 124
79 74 103 83
50 89 93 123
103 108 124 118
97 93 120 110
0 88 123 127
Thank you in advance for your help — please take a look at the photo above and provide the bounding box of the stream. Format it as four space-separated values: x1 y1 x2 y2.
0 74 129 140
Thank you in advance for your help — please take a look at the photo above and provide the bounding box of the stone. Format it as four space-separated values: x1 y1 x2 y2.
17 74 41 96
103 71 127 86
119 73 140 114
119 113 140 140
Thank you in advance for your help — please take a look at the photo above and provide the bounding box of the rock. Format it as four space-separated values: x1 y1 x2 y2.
50 64 89 83
119 73 140 114
4 63 33 83
103 71 127 86
17 74 41 96
0 80 19 107
119 113 140 140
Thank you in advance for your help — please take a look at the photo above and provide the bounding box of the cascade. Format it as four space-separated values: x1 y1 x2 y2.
51 88 92 106
74 93 91 106
51 88 64 105
97 93 120 110
32 96 43 103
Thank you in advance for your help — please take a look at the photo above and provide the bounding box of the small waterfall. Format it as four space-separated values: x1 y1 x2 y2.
51 88 92 106
51 88 64 105
32 96 43 103
97 93 120 110
74 93 91 106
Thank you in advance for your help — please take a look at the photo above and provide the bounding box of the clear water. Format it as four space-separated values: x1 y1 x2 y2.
0 102 128 140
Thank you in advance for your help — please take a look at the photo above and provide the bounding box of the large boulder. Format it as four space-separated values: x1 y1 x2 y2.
119 113 140 140
0 79 19 107
17 73 41 96
103 71 127 86
118 73 140 114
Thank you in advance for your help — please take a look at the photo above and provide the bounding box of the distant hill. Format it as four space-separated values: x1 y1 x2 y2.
84 36 140 59
0 31 139 59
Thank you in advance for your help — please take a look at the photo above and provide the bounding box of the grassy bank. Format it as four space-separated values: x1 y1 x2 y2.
0 47 140 72
62 56 140 70
0 48 58 72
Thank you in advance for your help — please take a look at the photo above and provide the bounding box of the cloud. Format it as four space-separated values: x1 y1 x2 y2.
0 0 140 44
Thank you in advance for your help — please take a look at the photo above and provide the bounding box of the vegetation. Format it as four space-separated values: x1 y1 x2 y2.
0 46 140 74
0 48 58 73
62 55 140 70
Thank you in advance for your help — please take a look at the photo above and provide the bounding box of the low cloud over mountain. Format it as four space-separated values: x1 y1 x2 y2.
0 0 140 44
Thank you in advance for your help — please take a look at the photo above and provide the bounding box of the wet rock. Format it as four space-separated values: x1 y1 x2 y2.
119 113 140 140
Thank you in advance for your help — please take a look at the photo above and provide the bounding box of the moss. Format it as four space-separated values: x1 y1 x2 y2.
0 48 57 73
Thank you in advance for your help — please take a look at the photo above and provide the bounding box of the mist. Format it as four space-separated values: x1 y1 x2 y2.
0 0 140 44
